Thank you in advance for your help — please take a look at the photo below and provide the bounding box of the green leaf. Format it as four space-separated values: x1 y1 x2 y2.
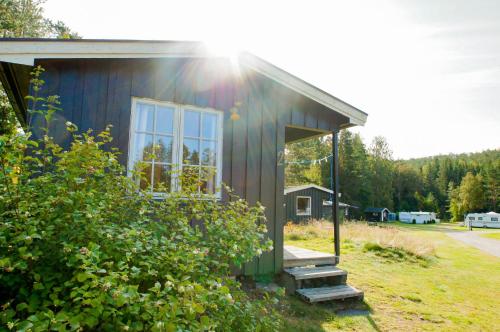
76 272 92 282
16 302 28 311
16 321 33 332
193 303 205 314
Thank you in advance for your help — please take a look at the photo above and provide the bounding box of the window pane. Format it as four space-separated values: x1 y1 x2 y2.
184 110 200 137
181 166 200 192
183 138 200 165
156 106 174 134
155 136 173 163
139 163 153 191
153 164 171 192
200 167 216 194
135 103 154 132
201 140 216 166
202 113 217 139
133 134 154 161
297 197 310 214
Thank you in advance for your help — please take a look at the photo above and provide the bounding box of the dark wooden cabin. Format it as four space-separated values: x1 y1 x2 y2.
285 184 333 223
284 184 350 223
0 39 367 276
364 207 390 222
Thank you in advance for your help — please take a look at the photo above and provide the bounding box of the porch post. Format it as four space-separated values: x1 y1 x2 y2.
332 131 340 261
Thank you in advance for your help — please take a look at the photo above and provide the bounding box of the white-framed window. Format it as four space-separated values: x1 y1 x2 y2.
296 196 312 216
128 98 223 197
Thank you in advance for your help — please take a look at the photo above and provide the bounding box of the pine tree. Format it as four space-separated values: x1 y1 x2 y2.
368 136 394 209
459 172 485 213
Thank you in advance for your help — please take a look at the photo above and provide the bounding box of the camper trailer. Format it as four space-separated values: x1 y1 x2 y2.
465 212 500 228
399 211 437 224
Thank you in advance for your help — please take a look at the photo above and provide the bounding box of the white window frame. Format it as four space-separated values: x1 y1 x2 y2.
128 97 224 198
296 196 312 216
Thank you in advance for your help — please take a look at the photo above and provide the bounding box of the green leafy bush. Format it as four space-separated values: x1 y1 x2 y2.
0 67 281 331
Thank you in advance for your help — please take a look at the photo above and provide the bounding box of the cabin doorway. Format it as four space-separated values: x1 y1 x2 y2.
282 126 339 268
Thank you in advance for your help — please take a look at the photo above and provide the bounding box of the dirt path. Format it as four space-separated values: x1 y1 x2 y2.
446 231 500 258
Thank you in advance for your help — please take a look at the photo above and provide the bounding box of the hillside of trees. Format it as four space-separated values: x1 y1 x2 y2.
285 131 499 221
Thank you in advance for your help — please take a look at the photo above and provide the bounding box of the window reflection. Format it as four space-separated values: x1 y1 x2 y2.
130 100 221 196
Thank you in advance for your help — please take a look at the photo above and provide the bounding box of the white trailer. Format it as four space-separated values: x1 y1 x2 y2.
465 212 500 228
399 211 437 224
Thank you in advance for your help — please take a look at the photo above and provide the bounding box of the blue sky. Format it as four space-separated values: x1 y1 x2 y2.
42 0 500 159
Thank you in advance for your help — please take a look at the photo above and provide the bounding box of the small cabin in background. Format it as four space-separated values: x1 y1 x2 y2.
284 184 353 223
399 211 437 224
364 207 390 222
465 212 500 228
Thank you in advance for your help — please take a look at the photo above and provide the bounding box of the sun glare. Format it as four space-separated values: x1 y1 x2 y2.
204 39 241 58
203 38 243 77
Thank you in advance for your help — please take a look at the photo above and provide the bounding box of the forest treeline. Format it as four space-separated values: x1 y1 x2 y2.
285 131 499 221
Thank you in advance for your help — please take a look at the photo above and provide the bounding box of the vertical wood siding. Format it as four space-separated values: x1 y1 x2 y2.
34 58 347 275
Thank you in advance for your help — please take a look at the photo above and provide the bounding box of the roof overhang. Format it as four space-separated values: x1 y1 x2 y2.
0 39 367 127
284 184 333 195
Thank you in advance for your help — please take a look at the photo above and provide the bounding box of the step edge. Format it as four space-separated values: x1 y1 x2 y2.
283 258 337 268
296 285 363 296
287 271 347 280
297 287 364 302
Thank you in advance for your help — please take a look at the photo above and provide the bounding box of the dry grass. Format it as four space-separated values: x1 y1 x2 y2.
284 220 333 241
284 220 435 261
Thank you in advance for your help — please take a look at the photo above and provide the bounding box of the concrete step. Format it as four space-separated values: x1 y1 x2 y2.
284 266 347 280
296 285 364 303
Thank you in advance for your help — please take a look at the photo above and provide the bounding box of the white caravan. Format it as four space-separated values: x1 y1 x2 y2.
399 211 437 224
465 212 500 228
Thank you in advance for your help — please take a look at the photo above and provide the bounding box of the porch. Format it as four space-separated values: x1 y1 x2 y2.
283 245 338 268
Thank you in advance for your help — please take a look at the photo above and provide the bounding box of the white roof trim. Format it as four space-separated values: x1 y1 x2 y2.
0 39 367 126
239 53 367 126
284 184 333 195
0 40 208 66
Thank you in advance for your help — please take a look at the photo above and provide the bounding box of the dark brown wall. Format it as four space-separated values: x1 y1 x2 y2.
33 58 347 275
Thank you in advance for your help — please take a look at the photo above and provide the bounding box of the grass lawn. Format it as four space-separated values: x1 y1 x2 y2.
280 222 500 331
480 232 500 240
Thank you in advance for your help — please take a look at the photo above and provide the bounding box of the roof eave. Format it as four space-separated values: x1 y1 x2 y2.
0 39 368 127
238 52 367 126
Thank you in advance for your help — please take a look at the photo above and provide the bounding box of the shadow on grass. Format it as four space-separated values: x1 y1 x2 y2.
363 241 434 267
281 296 380 331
